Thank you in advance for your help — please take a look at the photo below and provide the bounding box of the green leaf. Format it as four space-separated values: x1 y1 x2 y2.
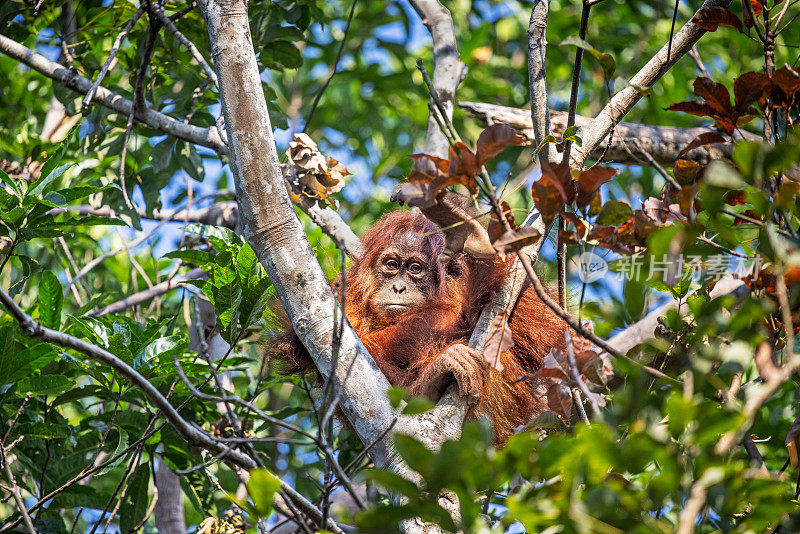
184 223 242 251
561 35 616 81
0 343 58 384
150 138 176 173
246 468 282 516
236 244 258 283
163 249 215 265
563 125 582 146
9 256 43 296
136 335 188 369
9 421 71 439
387 385 408 409
29 140 68 195
366 469 420 498
39 271 63 329
402 396 434 415
262 40 303 68
15 374 74 396
393 434 434 473
17 227 67 240
596 200 633 226
27 163 73 198
119 464 150 534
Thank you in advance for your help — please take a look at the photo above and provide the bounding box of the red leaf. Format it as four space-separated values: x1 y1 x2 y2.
734 72 769 112
546 383 572 421
531 178 564 224
673 159 703 184
561 211 587 236
475 124 526 167
693 77 733 115
724 190 747 205
393 180 445 209
488 202 516 243
449 142 479 179
665 101 719 118
409 153 450 181
772 67 800 98
491 226 542 259
540 159 575 204
575 166 618 208
483 311 514 370
586 224 614 242
692 6 744 33
678 132 728 158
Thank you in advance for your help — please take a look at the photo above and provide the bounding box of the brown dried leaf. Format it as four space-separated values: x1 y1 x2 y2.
531 178 564 224
491 226 542 259
693 77 733 115
665 100 719 118
284 133 350 203
546 382 573 421
393 180 444 209
449 142 479 180
483 311 513 370
541 159 575 203
678 132 728 158
575 166 618 208
409 153 450 181
734 72 768 112
475 124 527 167
673 159 703 185
691 6 744 33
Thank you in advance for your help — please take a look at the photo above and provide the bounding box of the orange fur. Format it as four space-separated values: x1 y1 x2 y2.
269 210 582 444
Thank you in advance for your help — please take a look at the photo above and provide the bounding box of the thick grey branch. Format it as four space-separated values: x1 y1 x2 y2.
408 0 465 159
0 33 228 154
570 0 733 168
460 101 758 166
196 0 401 473
527 0 555 163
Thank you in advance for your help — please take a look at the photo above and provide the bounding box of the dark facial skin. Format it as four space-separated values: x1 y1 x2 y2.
370 236 436 321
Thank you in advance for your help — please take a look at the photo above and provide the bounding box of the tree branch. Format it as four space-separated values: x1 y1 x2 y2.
0 285 256 469
88 268 206 316
459 101 758 166
407 0 466 159
527 0 555 163
0 33 228 154
570 0 734 168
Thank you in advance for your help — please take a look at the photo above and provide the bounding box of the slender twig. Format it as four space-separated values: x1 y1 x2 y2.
572 389 590 425
687 44 711 77
0 34 227 153
566 330 600 416
631 139 680 189
666 0 680 63
153 4 218 87
0 284 258 469
561 0 591 165
1 444 36 534
89 268 205 316
82 7 144 109
303 0 357 131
